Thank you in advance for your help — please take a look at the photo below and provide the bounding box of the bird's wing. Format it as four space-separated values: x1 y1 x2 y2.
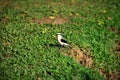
61 38 68 43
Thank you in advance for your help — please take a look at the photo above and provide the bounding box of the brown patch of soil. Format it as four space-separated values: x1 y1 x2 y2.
32 16 69 25
60 47 93 68
109 73 120 80
98 69 107 79
108 27 120 35
115 43 120 53
37 77 42 80
0 0 10 8
0 17 9 23
2 40 11 46
107 17 112 20
71 48 93 68
19 12 28 18
114 42 120 59
98 68 120 80
3 54 12 58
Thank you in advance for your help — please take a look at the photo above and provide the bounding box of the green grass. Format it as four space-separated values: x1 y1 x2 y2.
0 0 120 80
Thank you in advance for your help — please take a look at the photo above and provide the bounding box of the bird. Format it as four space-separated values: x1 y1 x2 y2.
57 33 69 46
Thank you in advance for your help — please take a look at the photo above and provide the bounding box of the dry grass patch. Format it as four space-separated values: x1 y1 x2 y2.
32 16 69 25
108 27 120 35
60 46 93 68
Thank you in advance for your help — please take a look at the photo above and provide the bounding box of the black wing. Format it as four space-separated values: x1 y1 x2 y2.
61 38 68 43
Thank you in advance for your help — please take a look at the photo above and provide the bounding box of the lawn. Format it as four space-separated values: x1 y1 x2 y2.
0 0 120 80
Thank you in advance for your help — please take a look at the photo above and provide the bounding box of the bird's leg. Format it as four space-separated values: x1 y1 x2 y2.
58 44 62 49
61 45 65 47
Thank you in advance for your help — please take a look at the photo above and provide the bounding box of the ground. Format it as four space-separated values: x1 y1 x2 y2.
0 0 120 80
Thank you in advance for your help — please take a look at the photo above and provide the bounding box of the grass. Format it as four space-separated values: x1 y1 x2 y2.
0 0 120 80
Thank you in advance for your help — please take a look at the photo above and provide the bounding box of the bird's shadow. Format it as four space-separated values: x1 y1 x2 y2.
49 44 61 47
44 43 61 47
44 43 69 49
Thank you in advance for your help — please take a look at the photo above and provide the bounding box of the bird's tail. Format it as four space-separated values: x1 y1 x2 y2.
66 44 72 49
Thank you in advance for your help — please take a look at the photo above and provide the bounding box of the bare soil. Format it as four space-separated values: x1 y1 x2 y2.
60 46 93 68
32 16 69 25
108 27 120 35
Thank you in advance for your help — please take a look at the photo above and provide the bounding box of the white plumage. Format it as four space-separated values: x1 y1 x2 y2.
57 33 69 46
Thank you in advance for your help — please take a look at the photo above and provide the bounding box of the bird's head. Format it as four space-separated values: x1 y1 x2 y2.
57 33 61 35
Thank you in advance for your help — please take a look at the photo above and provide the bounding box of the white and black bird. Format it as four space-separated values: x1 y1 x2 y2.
57 33 69 46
